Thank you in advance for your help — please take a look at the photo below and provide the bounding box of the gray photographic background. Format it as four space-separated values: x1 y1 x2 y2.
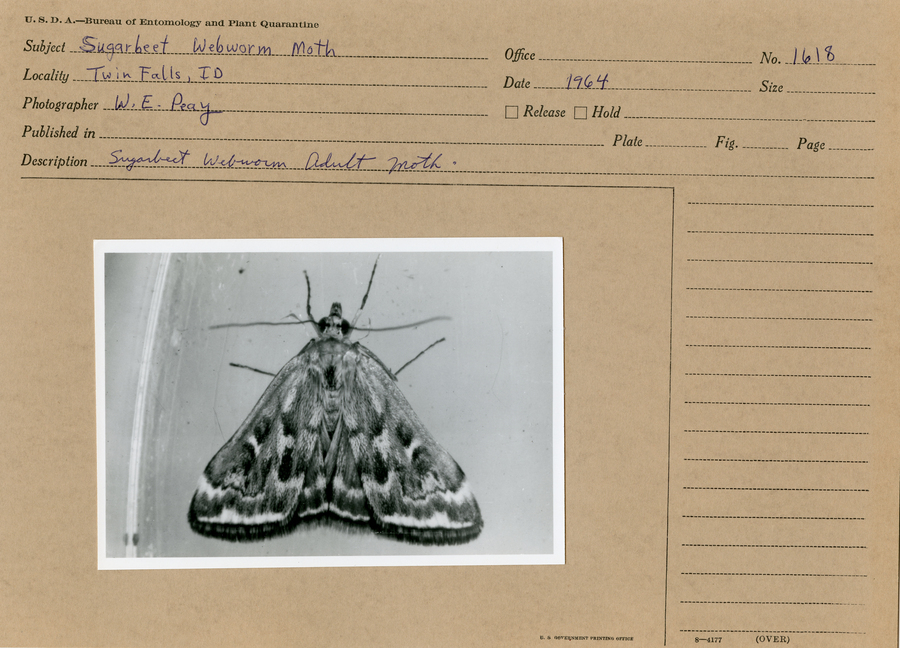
104 250 556 558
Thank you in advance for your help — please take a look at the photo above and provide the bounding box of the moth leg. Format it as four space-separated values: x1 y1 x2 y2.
323 417 344 483
318 425 331 456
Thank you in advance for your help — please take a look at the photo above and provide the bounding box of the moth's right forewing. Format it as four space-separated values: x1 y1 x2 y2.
348 345 484 545
188 349 329 541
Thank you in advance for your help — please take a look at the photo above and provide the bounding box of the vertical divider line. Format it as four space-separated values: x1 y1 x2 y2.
664 187 676 645
124 253 172 559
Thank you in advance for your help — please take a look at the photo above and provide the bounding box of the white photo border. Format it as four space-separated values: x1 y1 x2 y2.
95 237 564 570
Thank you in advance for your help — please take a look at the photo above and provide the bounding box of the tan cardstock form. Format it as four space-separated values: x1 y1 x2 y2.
2 1 899 646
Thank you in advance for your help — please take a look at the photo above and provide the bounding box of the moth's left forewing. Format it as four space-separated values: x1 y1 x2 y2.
346 344 483 545
188 350 329 541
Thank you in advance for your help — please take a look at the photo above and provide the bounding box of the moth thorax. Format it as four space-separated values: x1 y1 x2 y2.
318 302 350 338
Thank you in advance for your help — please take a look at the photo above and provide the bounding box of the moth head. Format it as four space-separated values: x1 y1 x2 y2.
317 302 351 339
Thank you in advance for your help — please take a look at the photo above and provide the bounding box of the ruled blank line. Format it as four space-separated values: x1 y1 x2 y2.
684 487 868 491
688 231 873 237
685 373 869 377
683 516 865 520
681 631 866 635
533 86 749 92
683 543 867 547
687 259 872 265
787 90 875 95
685 429 868 435
70 51 489 60
103 108 488 117
789 62 875 66
685 458 868 463
538 58 752 64
683 572 866 576
686 345 870 349
687 288 872 293
688 202 873 207
80 80 488 88
625 116 874 123
99 137 606 147
686 316 872 320
685 401 868 406
682 600 861 606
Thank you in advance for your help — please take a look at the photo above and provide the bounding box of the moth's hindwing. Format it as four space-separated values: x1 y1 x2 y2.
188 343 329 541
189 337 483 545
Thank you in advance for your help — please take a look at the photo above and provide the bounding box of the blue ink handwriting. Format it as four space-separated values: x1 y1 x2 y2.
85 64 223 83
305 151 375 170
292 39 335 56
387 152 443 174
113 92 222 125
80 34 169 61
193 36 272 56
108 148 190 171
566 73 609 89
203 153 287 168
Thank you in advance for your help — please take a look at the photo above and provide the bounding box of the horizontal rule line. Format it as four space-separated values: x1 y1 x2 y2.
787 90 875 94
685 401 869 406
682 601 861 605
680 631 866 635
685 345 870 349
683 516 865 520
688 202 873 207
99 137 606 147
683 543 867 547
61 168 878 179
686 288 872 292
625 116 874 122
684 458 868 463
103 108 488 116
71 52 488 60
685 429 868 434
685 373 870 377
538 58 752 64
687 259 872 264
293 170 875 179
687 231 873 236
682 572 867 576
684 487 869 491
82 80 488 88
686 316 873 321
533 86 750 92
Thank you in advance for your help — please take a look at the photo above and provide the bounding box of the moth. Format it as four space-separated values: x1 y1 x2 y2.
188 259 483 545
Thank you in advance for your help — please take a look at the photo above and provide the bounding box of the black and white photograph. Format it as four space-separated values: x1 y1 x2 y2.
97 238 563 568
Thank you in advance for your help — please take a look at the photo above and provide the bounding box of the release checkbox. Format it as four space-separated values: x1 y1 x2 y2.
574 106 588 120
505 105 519 119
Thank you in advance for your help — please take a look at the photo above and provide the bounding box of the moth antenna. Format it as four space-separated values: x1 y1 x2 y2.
394 337 446 376
350 255 380 328
229 362 276 377
209 319 308 330
354 315 451 333
304 270 321 334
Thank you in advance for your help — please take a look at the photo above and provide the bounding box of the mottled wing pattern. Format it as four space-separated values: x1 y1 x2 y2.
190 336 482 545
340 343 484 545
188 343 329 540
